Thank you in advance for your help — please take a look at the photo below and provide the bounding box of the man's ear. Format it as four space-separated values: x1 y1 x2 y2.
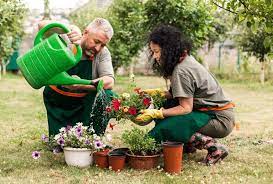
83 29 88 35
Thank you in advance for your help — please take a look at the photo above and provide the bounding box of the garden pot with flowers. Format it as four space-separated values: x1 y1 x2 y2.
106 88 165 126
93 134 112 169
122 127 161 170
51 122 97 168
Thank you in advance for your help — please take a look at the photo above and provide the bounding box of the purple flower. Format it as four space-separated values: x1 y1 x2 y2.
53 147 62 154
94 140 103 150
57 137 65 146
85 139 91 145
32 151 40 159
76 126 83 137
41 134 49 143
66 125 72 132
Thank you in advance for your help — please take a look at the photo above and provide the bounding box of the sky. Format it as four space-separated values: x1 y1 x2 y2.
22 0 89 10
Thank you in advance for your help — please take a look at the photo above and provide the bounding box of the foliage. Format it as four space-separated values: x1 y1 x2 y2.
0 0 26 62
235 28 271 62
69 0 107 30
206 10 232 50
121 127 160 156
106 0 146 71
212 0 273 53
144 0 215 51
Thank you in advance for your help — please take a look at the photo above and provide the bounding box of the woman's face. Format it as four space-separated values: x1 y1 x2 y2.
149 41 161 63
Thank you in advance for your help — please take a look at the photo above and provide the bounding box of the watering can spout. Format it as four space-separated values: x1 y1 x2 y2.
16 22 94 89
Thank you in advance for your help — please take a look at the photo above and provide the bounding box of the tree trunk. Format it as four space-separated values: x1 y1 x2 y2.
260 61 265 85
129 63 135 83
2 59 10 76
0 63 2 80
2 65 6 76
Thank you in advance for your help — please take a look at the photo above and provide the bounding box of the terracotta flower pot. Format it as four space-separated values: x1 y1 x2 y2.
162 141 183 174
108 153 126 172
93 149 110 169
126 153 160 170
109 148 129 163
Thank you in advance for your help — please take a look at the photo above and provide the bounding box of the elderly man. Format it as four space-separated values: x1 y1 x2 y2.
40 18 115 136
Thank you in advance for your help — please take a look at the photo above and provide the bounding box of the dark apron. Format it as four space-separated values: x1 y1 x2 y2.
148 98 215 143
43 60 114 136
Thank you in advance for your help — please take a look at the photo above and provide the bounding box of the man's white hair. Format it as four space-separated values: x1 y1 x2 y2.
86 18 114 40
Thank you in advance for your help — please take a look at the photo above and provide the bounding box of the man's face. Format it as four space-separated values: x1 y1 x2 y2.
81 29 109 58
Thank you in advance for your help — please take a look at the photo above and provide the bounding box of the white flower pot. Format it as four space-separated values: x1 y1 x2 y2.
63 147 93 168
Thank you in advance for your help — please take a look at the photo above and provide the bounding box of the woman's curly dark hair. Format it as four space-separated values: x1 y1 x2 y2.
148 25 192 78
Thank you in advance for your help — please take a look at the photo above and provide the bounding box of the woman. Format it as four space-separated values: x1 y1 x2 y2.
135 25 235 165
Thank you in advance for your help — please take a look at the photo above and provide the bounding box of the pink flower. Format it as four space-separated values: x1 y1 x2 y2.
32 151 40 159
128 107 137 115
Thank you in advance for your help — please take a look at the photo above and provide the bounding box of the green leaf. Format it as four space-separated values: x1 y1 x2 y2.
246 21 252 28
265 0 272 6
263 36 272 49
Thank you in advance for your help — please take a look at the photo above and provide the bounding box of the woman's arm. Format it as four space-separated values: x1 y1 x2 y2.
162 97 193 117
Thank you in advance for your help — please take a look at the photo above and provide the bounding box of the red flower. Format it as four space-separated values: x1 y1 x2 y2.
134 88 141 94
109 123 116 130
112 99 121 111
128 107 137 115
143 98 151 106
105 106 112 113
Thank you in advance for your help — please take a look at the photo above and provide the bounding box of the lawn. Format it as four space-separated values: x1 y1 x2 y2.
0 74 273 184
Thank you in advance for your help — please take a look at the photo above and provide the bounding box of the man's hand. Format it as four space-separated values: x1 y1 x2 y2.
67 25 82 45
142 88 165 97
134 109 164 125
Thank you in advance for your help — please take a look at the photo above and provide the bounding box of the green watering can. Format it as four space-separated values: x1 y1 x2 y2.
17 22 103 90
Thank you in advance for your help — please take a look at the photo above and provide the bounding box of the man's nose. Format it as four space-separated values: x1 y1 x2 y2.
152 53 157 60
95 45 102 52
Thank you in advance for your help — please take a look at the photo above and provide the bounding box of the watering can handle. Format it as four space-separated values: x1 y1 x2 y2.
34 22 82 61
91 80 104 92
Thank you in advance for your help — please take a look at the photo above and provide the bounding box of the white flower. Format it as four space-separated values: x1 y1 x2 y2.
59 127 66 133
105 134 112 142
121 93 130 99
54 134 61 141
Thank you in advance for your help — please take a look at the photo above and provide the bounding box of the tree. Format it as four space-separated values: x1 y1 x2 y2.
212 0 273 51
106 0 146 71
144 0 214 51
235 28 271 84
0 0 26 78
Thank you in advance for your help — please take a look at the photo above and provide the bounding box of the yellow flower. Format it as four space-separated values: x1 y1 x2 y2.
123 106 129 113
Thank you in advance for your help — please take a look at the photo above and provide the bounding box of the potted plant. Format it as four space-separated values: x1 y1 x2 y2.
93 134 112 169
50 122 96 168
122 127 161 170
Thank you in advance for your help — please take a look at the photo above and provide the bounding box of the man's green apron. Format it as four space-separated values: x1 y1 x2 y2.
43 59 114 136
148 99 215 143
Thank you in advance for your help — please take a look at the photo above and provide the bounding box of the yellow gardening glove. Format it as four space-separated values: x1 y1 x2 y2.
134 109 164 126
142 88 165 97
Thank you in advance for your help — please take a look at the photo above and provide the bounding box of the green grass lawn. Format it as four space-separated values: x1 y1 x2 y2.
0 74 273 184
